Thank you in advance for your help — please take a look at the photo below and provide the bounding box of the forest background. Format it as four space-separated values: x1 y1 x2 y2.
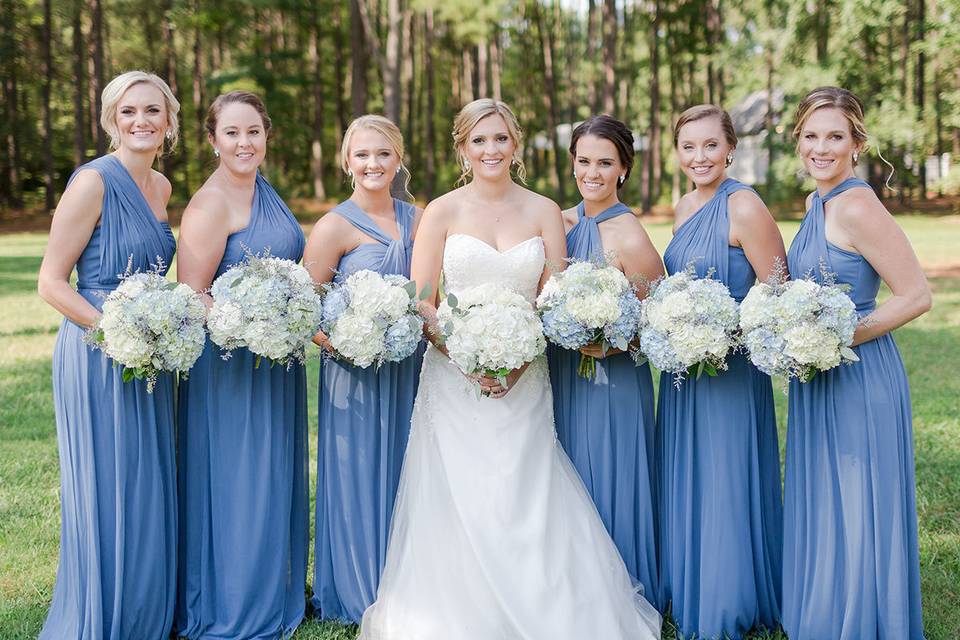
0 0 957 216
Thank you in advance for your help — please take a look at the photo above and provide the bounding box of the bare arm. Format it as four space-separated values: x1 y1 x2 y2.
409 202 449 352
839 193 932 345
176 191 231 304
538 201 568 291
37 170 106 328
730 190 787 283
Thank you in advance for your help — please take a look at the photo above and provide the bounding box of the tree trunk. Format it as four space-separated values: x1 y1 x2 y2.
310 13 326 201
477 41 489 98
72 0 86 166
383 0 402 123
490 28 503 101
423 10 436 198
90 0 106 155
816 0 830 65
644 0 662 213
586 0 598 112
535 1 563 200
193 3 205 177
2 0 22 208
350 0 369 117
42 0 55 209
602 0 616 114
461 48 474 103
333 5 347 172
915 0 926 198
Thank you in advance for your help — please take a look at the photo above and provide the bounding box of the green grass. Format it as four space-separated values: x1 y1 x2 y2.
0 216 958 639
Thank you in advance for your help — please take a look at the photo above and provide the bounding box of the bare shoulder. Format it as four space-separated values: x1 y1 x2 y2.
833 186 890 230
182 184 229 224
615 212 656 249
64 168 105 201
521 186 561 214
729 188 773 224
150 169 173 202
673 191 697 218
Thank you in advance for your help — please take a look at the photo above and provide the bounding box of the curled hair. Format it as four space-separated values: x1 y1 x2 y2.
569 114 636 184
340 114 413 200
100 70 180 154
673 104 738 149
205 91 273 139
792 86 869 162
452 98 526 186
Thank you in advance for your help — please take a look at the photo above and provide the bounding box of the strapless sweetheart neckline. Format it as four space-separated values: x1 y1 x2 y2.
446 233 544 255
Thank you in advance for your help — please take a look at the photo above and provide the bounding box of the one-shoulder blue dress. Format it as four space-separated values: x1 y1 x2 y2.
783 177 925 639
312 198 423 623
547 201 658 600
41 154 177 640
176 174 309 640
656 178 782 639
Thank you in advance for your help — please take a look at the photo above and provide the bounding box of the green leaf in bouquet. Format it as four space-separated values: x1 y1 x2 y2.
163 281 179 291
122 368 135 383
403 280 418 299
229 274 244 288
446 292 459 309
418 282 433 301
798 367 817 383
254 354 262 369
703 361 719 377
840 346 860 362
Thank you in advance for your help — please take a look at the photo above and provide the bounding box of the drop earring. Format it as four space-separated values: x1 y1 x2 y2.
618 175 625 185
853 151 860 164
725 153 734 167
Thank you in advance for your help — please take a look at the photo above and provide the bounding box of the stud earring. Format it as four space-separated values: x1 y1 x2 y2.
165 130 173 141
725 153 734 167
618 175 625 185
347 169 353 177
213 149 220 158
572 170 577 179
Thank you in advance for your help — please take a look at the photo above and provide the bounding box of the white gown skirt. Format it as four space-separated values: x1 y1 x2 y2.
359 346 661 639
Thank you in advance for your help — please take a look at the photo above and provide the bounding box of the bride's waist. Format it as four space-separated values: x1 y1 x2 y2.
423 343 548 379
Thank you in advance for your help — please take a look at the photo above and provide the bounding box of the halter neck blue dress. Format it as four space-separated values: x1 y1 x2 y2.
41 154 177 640
312 198 423 623
783 177 924 639
656 178 782 639
547 201 658 600
176 173 309 640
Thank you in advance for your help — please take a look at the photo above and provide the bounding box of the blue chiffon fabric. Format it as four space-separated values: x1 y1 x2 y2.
312 199 423 623
547 201 658 600
41 155 177 640
176 174 309 639
656 178 782 638
783 177 925 639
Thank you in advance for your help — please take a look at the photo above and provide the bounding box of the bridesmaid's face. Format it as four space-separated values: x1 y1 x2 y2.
573 134 623 204
463 115 516 181
210 103 267 176
115 82 168 154
676 116 732 188
797 107 861 184
346 128 401 194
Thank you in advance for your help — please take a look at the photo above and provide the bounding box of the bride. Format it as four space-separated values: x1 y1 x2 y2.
359 99 662 640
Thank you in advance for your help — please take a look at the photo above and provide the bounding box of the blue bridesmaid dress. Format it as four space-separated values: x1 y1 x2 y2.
783 177 925 639
312 198 423 623
176 174 309 639
41 154 177 640
547 201 658 601
656 178 782 638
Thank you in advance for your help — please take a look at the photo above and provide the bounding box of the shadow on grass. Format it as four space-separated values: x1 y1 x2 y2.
0 601 47 640
0 256 42 296
0 357 54 441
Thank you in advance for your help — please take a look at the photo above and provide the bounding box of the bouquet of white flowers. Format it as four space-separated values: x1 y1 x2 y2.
536 260 641 378
739 265 859 382
319 269 424 368
436 283 546 392
86 268 206 392
636 265 740 386
207 252 323 367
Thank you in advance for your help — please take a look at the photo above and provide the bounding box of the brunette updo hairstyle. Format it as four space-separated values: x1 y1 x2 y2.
792 86 869 163
204 90 273 139
673 104 738 149
569 114 636 184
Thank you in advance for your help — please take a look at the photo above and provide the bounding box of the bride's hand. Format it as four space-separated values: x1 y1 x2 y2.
480 363 530 399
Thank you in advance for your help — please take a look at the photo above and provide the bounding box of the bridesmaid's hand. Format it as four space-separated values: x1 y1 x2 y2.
578 343 623 359
311 330 335 353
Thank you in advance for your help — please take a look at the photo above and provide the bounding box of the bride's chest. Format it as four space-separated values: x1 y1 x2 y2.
442 234 544 297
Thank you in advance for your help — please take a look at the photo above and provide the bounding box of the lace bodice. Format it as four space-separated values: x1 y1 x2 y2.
442 234 545 303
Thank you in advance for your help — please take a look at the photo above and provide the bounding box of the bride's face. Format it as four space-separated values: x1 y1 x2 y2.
463 114 516 181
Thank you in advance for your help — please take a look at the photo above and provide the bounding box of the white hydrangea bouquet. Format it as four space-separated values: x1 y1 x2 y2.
86 268 206 392
319 269 424 368
636 265 740 386
436 283 546 393
739 263 859 382
536 260 641 379
207 252 323 367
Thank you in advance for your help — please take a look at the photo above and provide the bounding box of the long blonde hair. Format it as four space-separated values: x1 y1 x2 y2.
451 99 527 186
100 70 180 154
341 114 412 200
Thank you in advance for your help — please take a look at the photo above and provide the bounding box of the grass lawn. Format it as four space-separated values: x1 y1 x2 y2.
0 215 957 639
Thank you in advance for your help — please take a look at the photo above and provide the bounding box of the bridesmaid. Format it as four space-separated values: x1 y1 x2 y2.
175 91 308 639
656 104 785 639
36 70 179 639
304 114 423 623
784 87 930 640
548 114 664 600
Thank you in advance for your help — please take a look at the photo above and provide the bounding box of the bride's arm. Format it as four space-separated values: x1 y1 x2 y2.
409 202 448 354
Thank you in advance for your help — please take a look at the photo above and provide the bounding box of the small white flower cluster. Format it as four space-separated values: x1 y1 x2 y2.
739 275 859 381
436 283 546 384
320 269 424 369
637 267 739 384
537 260 641 378
89 271 206 392
207 254 322 366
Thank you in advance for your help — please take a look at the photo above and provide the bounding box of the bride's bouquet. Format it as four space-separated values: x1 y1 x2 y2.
207 251 323 367
536 260 641 379
319 269 424 368
436 283 546 390
636 265 739 386
86 267 206 392
739 266 859 382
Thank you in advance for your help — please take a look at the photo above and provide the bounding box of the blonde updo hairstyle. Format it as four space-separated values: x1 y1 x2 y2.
100 70 181 154
673 104 738 166
452 99 527 186
340 114 412 200
792 86 869 164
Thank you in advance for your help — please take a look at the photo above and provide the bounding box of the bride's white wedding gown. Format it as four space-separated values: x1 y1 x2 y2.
359 234 662 640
